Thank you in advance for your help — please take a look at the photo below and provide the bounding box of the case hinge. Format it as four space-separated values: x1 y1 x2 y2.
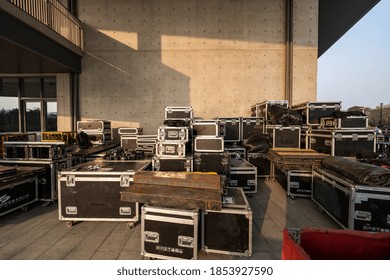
66 175 75 187
120 175 130 187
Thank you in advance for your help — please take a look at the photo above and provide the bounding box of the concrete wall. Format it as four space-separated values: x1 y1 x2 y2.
56 73 72 131
77 0 318 134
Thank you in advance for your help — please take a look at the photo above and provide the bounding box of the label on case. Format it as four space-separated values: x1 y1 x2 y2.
156 246 183 254
290 182 300 188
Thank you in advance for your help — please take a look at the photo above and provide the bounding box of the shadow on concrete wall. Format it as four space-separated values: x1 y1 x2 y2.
78 0 290 134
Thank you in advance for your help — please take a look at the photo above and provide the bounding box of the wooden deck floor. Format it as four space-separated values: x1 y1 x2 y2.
0 179 340 260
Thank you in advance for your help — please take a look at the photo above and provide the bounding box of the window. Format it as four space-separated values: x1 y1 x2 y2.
0 78 19 132
0 77 57 133
46 101 57 131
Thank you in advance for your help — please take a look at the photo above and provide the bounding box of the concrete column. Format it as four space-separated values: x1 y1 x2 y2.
56 73 73 131
291 0 319 106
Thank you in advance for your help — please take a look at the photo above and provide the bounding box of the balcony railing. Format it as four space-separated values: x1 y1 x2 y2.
8 0 83 50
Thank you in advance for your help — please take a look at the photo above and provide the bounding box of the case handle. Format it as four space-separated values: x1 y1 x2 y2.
144 231 159 243
178 235 194 248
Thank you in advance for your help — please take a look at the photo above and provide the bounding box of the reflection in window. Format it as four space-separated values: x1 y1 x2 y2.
46 102 57 131
22 78 41 98
26 102 41 132
0 97 19 132
43 77 56 98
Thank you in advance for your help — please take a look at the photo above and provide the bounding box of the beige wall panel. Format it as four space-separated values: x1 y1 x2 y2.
77 0 317 133
292 48 318 105
291 0 318 106
56 74 72 131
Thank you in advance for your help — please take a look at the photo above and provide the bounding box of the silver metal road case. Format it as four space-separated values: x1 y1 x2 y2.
202 187 252 257
141 205 199 260
58 159 151 227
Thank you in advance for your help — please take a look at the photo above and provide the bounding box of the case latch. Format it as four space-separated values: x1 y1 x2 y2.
119 207 132 215
120 175 130 187
66 175 75 187
65 206 77 215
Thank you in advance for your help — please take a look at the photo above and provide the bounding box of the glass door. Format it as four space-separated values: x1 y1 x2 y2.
25 101 41 133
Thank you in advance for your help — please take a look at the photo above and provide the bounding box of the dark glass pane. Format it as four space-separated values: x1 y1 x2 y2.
0 96 19 132
43 77 56 98
26 102 41 132
1 78 19 97
46 102 57 131
22 78 41 98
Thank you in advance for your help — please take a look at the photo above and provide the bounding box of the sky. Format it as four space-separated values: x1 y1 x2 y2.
317 0 390 110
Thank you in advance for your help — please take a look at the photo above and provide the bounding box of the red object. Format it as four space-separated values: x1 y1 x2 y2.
282 228 390 260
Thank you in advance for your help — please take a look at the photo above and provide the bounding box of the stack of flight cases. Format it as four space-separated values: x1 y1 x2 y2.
136 175 252 259
77 120 112 145
301 104 376 157
192 119 230 175
153 106 193 172
1 141 71 203
58 159 151 227
118 127 143 151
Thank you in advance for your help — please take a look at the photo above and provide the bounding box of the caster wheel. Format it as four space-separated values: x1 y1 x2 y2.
42 201 51 207
66 222 74 228
21 206 28 212
127 223 135 229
